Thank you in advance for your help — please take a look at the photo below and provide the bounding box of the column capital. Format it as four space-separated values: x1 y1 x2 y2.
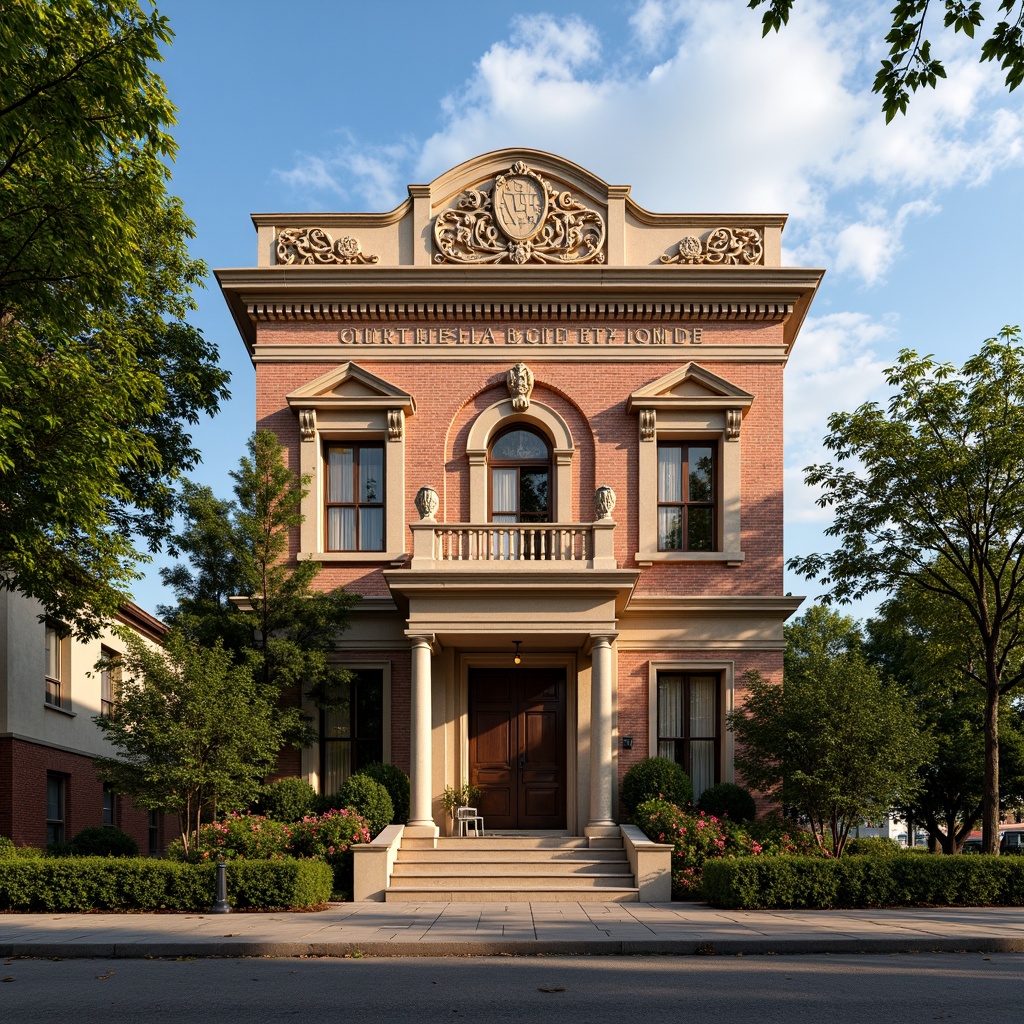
405 632 437 652
586 633 618 653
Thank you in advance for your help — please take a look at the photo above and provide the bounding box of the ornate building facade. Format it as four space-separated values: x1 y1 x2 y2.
218 149 821 865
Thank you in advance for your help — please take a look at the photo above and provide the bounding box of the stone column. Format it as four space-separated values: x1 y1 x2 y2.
586 634 618 837
406 633 439 838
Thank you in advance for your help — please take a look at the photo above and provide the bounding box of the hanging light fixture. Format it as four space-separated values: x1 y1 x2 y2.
512 640 522 665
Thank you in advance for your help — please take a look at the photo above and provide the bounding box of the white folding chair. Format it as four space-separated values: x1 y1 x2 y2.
454 805 485 837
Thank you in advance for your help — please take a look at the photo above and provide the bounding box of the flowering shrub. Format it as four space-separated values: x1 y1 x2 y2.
167 813 292 862
744 812 823 857
634 799 762 896
289 808 372 895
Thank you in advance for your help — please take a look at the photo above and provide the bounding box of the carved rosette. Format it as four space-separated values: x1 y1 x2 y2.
298 408 316 442
594 485 617 521
506 362 534 411
415 485 440 521
433 160 606 265
660 228 764 266
276 228 380 266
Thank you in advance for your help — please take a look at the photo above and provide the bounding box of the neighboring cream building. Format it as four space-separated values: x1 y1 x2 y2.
217 149 822 898
0 591 167 850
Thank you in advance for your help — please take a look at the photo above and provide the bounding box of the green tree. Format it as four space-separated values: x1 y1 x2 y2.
790 328 1024 853
161 431 357 723
94 630 290 855
0 0 230 633
730 606 931 856
748 0 1024 121
866 584 1024 852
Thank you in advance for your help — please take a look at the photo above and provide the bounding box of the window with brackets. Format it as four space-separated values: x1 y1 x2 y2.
628 363 752 566
286 362 414 562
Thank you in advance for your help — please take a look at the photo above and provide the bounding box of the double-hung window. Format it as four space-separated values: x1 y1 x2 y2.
44 621 64 708
657 672 720 800
46 774 66 844
100 646 120 717
657 443 715 551
325 443 385 551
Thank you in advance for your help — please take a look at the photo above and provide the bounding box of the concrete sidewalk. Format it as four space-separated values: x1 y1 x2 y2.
2 901 1024 958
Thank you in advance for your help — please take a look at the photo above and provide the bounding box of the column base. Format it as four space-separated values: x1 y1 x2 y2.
584 824 619 839
404 823 440 839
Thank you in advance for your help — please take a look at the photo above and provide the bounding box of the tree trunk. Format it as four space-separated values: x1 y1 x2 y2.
983 682 1001 854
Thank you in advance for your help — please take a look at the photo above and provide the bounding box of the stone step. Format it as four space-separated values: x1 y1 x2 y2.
391 868 634 886
397 848 627 863
385 886 640 903
393 859 629 876
407 836 608 851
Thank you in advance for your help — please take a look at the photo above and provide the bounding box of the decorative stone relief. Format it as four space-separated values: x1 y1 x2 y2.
506 362 534 411
639 409 656 442
433 160 606 265
594 485 617 520
726 408 743 441
388 409 404 441
415 485 440 521
298 408 316 442
276 228 380 266
660 228 764 266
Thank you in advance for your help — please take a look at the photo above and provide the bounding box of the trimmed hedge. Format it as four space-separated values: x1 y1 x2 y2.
702 854 1024 909
0 856 333 912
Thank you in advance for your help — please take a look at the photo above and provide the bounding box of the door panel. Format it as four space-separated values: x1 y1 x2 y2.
469 667 566 830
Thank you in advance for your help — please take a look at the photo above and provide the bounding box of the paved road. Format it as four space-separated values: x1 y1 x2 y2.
1 954 1021 1023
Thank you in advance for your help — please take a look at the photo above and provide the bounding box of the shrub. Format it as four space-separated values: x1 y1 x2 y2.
744 813 822 856
290 809 372 896
634 798 759 896
358 763 410 824
254 777 317 822
69 827 139 858
335 775 393 838
0 857 331 911
696 783 757 823
701 854 1024 910
0 836 14 860
846 836 902 857
166 813 292 862
620 757 692 819
44 841 74 858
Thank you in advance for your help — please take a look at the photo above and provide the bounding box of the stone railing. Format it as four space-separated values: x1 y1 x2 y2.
409 486 619 572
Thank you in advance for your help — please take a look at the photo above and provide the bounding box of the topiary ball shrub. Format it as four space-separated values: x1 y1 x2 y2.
255 777 318 822
696 782 757 823
69 827 139 858
358 762 410 825
335 775 394 839
620 757 693 819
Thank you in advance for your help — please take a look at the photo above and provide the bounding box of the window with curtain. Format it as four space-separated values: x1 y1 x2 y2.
489 427 551 523
44 621 64 707
657 443 715 551
325 443 385 551
100 646 120 717
320 669 385 797
657 672 720 800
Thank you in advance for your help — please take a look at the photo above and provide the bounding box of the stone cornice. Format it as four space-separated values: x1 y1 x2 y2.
216 265 823 357
623 594 805 616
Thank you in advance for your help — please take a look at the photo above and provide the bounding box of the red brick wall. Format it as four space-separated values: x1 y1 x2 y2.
0 737 169 851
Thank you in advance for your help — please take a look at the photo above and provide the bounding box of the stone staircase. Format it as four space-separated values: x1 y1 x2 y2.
385 834 639 902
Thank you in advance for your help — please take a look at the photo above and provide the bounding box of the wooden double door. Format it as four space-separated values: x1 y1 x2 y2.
468 667 567 831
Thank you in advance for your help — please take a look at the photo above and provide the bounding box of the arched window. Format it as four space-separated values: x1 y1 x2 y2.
489 426 552 523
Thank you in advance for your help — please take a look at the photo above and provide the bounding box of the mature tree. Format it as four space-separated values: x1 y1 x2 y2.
730 606 931 856
161 431 357 723
866 584 1024 852
94 630 289 855
0 1 230 633
790 327 1024 853
748 0 1024 121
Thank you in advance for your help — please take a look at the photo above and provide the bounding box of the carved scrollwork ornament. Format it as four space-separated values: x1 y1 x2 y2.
433 160 606 265
276 228 380 266
594 485 617 521
298 408 316 442
415 486 440 521
506 362 534 411
660 228 764 266
639 409 656 442
388 409 404 441
726 408 743 441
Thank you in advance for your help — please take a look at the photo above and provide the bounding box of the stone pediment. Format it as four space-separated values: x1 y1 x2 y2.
626 363 753 440
286 362 415 412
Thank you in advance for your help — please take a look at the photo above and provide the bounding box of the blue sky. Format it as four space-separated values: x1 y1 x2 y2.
137 0 1024 618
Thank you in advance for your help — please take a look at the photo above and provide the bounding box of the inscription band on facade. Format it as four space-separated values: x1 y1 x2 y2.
335 325 706 346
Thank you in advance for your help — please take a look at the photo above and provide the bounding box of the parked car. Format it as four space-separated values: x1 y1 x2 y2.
1001 830 1024 854
962 837 983 853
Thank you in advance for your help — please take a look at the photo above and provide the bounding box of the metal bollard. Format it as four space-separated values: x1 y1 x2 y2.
210 858 231 914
